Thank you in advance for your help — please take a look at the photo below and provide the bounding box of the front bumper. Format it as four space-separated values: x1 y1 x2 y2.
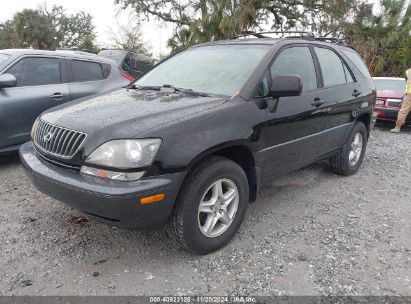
374 107 411 124
19 142 186 228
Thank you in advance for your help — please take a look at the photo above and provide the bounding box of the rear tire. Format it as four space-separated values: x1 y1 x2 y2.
329 122 368 176
168 156 249 255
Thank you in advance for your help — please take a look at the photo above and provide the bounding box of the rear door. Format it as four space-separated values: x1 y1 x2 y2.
262 45 327 180
0 56 69 148
67 59 108 100
312 46 361 156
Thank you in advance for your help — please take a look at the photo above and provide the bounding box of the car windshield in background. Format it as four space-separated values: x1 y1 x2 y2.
98 50 126 66
374 79 406 92
0 54 10 65
135 44 271 96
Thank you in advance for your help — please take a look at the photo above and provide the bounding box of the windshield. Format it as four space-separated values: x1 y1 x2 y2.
374 79 406 92
135 44 271 96
0 54 10 65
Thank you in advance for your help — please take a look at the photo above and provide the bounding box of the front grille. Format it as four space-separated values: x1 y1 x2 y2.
386 99 402 108
33 119 86 159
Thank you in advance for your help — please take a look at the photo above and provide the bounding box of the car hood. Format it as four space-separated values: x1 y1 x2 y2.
41 88 228 139
376 90 404 99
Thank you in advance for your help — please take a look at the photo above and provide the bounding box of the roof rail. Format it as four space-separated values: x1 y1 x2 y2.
233 31 315 39
232 31 349 46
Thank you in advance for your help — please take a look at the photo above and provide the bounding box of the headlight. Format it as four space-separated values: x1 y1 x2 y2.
80 139 161 181
376 99 385 105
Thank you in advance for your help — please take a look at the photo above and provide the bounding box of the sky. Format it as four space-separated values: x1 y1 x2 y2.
0 0 174 58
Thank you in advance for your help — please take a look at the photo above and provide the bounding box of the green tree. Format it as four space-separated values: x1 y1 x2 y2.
0 5 98 52
115 0 332 51
109 23 152 56
0 21 23 49
343 0 411 76
42 5 97 51
14 9 55 49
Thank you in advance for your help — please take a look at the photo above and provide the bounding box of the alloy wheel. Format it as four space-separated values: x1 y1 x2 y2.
197 178 239 238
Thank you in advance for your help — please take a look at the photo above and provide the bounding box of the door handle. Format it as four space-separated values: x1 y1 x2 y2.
352 90 361 97
50 93 64 100
311 98 325 107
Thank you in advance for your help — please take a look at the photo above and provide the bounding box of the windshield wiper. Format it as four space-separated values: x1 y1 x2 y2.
162 84 210 97
127 84 161 91
128 84 210 97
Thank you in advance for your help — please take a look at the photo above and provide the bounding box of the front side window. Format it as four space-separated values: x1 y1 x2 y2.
136 44 271 96
314 47 347 87
71 60 103 82
270 47 317 92
7 57 61 87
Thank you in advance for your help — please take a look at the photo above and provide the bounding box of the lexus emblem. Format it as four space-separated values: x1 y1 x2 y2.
43 132 54 142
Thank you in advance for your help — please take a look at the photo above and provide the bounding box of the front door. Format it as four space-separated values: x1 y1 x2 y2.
0 56 69 148
262 45 327 181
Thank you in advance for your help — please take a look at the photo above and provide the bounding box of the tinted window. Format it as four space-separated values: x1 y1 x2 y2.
342 49 372 79
7 57 61 87
254 75 270 98
101 63 112 79
315 47 346 87
136 45 270 96
0 54 10 65
71 60 103 82
270 47 317 92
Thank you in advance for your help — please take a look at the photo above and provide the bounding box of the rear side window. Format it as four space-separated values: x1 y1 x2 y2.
341 49 372 79
71 60 103 82
7 57 61 87
271 47 317 92
314 47 346 87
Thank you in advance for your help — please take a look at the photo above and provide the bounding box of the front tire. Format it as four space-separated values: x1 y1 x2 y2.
329 122 368 176
168 156 249 255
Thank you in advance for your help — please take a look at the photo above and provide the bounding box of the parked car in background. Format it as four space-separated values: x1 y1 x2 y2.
21 33 375 254
373 77 410 125
0 49 131 154
98 49 153 79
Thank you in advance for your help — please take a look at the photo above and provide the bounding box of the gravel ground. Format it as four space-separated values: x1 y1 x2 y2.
0 124 410 296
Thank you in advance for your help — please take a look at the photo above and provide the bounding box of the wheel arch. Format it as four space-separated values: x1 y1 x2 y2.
186 142 259 203
356 112 372 137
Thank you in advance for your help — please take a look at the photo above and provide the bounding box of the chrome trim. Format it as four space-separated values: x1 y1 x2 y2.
33 119 87 159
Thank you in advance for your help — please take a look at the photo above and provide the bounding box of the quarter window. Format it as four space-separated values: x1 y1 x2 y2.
71 60 103 82
7 57 61 87
342 49 372 79
253 75 270 98
270 47 317 92
314 47 346 87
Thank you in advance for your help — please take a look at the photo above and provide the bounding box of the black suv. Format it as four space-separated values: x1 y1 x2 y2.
20 33 376 254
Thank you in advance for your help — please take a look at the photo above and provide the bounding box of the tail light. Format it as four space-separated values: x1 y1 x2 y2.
118 68 134 82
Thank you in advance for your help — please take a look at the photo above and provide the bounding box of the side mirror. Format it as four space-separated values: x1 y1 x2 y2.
0 74 17 89
270 75 302 97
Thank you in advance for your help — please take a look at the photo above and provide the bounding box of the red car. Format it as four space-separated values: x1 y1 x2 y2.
373 77 410 125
